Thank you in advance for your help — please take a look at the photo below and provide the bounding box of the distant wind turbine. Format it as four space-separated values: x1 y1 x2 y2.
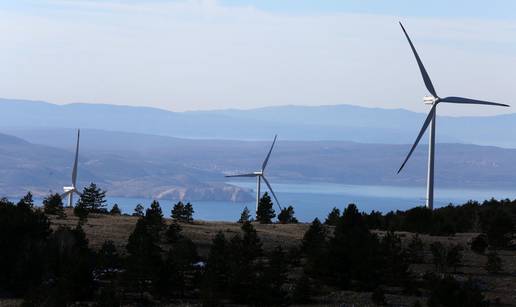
62 129 81 207
397 22 509 210
226 135 282 213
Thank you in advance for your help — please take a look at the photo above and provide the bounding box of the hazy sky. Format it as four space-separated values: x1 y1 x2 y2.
0 0 515 115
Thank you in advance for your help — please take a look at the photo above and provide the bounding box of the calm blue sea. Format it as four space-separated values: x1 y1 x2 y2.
25 182 516 222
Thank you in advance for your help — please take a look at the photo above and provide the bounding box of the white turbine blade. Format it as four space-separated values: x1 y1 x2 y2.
261 134 277 171
72 129 80 186
399 22 438 98
440 96 509 107
225 173 257 178
398 104 437 174
262 176 282 210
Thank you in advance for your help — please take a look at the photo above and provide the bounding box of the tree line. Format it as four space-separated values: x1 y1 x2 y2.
1 186 513 305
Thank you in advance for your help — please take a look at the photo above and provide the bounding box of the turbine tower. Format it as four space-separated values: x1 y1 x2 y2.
62 129 81 207
226 135 282 213
397 22 509 210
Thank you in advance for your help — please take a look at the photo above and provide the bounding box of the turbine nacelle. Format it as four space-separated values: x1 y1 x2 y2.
423 95 438 105
63 186 75 192
254 171 263 176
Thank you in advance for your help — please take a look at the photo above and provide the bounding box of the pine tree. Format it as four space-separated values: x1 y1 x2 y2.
144 200 165 241
43 193 65 218
278 205 298 224
109 204 121 215
485 251 502 274
256 192 275 224
184 203 194 223
133 204 144 217
171 201 194 223
74 199 89 223
166 221 183 244
79 183 107 213
97 240 121 270
407 234 425 263
328 204 381 288
17 192 34 210
325 207 341 226
202 232 230 305
238 206 252 223
126 218 162 298
301 218 329 277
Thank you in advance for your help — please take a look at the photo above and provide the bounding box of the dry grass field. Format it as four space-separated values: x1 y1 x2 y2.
41 210 516 306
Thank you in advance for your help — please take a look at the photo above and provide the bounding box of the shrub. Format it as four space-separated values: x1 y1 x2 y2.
471 234 488 254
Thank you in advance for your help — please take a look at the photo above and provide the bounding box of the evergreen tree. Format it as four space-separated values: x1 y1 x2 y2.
254 246 288 305
74 199 89 222
446 244 463 273
291 274 313 304
325 207 341 226
238 206 252 223
471 234 488 254
43 193 65 218
125 218 162 299
328 204 381 288
485 251 502 274
109 204 121 215
166 221 183 244
184 203 194 223
171 201 194 223
17 192 34 209
301 218 329 277
379 231 409 285
202 232 231 305
256 192 275 224
144 200 165 241
97 240 121 271
171 201 185 220
278 205 298 224
430 242 447 273
407 234 425 263
133 203 144 217
79 183 107 213
486 212 514 248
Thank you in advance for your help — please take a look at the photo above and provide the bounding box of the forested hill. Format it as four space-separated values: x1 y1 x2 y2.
1 129 516 199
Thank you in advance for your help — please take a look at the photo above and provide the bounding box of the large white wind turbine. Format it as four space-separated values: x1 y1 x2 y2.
397 22 509 210
226 135 282 213
62 129 81 207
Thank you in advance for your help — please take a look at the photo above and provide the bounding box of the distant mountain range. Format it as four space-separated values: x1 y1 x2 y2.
1 127 516 201
2 98 516 147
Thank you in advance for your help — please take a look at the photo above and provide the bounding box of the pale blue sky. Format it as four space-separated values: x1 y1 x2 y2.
0 0 515 115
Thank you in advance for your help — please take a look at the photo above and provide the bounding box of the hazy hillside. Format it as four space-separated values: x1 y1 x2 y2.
1 129 516 201
0 132 252 201
2 98 516 146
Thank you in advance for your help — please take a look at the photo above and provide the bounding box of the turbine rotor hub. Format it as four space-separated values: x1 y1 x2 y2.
423 95 438 105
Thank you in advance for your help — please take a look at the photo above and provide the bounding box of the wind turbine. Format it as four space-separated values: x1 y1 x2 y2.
397 22 509 210
62 129 81 207
226 135 282 213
